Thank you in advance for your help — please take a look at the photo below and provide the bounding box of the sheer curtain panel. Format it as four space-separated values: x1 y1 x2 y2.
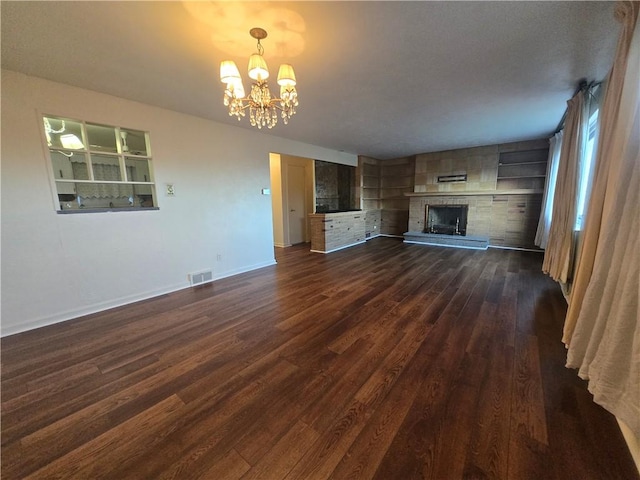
535 131 563 249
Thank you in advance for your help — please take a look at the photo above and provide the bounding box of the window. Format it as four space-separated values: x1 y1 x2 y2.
575 106 600 230
43 116 157 212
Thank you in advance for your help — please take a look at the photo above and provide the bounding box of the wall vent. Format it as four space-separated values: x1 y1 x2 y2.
189 269 213 287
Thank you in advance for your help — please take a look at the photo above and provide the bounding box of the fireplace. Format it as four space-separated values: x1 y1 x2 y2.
424 205 468 236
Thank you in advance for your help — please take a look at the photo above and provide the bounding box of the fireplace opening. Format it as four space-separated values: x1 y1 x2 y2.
424 205 468 236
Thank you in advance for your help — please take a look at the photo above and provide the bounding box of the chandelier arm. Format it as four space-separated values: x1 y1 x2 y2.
231 99 275 113
243 100 285 111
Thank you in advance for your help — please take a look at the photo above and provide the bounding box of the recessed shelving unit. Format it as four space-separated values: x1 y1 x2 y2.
378 157 415 236
357 155 415 236
358 158 382 212
358 140 548 248
497 149 548 191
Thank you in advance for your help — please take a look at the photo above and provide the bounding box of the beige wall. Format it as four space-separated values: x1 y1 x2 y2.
1 70 356 336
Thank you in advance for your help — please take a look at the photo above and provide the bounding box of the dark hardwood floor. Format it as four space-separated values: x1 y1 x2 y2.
2 237 637 479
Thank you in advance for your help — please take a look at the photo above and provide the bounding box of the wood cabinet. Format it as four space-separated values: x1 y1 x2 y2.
309 211 366 253
489 194 542 248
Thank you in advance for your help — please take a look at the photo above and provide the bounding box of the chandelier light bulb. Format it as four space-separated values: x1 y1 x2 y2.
220 61 241 84
219 27 299 129
229 78 245 98
277 64 297 87
248 53 269 81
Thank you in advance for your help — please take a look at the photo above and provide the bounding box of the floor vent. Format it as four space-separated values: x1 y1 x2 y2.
189 270 213 287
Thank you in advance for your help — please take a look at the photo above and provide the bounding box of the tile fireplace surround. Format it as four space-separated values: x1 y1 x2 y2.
401 138 548 250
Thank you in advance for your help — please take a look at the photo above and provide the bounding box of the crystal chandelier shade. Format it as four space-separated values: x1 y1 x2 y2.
220 28 298 130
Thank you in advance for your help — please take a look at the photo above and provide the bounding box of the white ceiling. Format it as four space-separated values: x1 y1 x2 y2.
1 1 619 160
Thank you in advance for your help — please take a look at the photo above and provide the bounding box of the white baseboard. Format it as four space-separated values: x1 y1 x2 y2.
403 240 488 251
488 245 544 253
310 240 366 254
1 258 277 337
1 282 186 337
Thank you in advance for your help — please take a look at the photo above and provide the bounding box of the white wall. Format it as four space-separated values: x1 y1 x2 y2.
0 70 356 336
269 153 285 247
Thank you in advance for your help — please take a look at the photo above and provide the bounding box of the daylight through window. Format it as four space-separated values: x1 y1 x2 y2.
575 108 600 230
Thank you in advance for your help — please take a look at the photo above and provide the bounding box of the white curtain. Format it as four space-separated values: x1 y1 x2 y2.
542 92 588 283
564 1 640 438
535 131 563 249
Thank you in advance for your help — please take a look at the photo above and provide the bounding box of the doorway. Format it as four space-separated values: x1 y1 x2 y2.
287 164 306 245
269 154 314 248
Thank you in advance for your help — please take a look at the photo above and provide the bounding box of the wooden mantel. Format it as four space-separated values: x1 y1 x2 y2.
405 189 543 197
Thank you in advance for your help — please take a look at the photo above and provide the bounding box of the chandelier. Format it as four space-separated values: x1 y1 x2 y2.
219 28 298 129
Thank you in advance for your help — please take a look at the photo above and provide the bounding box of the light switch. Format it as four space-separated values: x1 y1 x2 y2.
166 183 175 196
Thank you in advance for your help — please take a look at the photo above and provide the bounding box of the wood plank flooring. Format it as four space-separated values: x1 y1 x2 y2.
2 237 638 479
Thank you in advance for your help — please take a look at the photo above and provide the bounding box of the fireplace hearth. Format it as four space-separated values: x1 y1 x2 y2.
425 205 468 236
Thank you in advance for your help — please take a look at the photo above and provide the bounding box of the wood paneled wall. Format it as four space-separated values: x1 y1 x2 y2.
361 138 550 248
407 194 543 249
414 139 549 194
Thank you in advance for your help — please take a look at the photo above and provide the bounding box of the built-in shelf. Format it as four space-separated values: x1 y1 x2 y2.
405 189 543 197
497 175 546 180
357 156 415 236
498 161 547 166
497 149 548 190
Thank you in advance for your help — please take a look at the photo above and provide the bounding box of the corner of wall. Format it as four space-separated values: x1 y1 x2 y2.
618 418 640 475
